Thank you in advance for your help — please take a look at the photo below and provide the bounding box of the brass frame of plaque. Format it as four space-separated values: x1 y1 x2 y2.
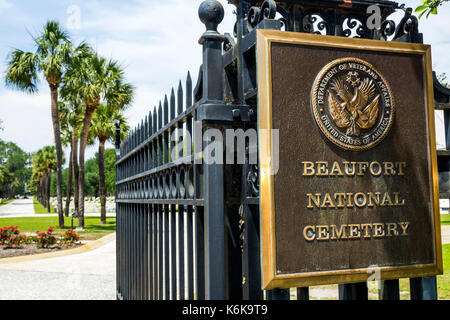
257 29 443 290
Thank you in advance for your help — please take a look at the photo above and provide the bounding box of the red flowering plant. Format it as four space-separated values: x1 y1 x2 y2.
0 226 27 248
61 229 80 244
35 227 57 248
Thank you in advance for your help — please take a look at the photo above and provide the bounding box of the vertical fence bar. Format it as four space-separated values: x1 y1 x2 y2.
164 204 170 300
195 205 205 300
380 280 400 300
270 289 290 300
177 205 185 299
296 287 309 300
410 277 438 300
338 283 368 300
157 204 162 300
138 204 142 300
128 204 131 300
144 204 149 300
169 204 177 299
152 204 156 300
184 205 194 299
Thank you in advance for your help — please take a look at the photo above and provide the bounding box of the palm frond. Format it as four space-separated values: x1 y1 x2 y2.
4 49 40 93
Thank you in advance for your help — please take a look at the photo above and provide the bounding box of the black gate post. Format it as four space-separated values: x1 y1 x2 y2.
338 283 368 300
380 280 400 300
410 276 438 300
114 120 122 300
198 0 227 300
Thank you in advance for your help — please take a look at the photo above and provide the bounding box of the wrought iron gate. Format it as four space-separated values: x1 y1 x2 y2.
115 0 450 300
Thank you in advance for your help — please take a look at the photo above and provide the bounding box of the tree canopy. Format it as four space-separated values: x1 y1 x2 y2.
0 139 31 199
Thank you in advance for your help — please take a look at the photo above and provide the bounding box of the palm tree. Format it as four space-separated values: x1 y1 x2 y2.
91 104 129 224
31 146 59 212
59 101 83 217
63 52 133 228
60 71 85 218
5 20 89 228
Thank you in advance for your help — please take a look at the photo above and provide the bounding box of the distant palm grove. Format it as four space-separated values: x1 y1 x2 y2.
4 20 133 228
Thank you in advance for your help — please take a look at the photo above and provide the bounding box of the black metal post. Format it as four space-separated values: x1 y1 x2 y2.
198 0 227 300
380 280 400 300
296 287 309 300
410 277 438 300
114 120 121 300
269 288 290 300
338 283 368 300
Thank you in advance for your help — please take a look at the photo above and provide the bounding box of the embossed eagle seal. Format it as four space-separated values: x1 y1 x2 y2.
311 58 394 151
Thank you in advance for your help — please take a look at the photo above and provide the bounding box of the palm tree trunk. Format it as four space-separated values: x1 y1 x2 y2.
50 85 64 228
64 141 74 217
73 136 80 216
46 172 51 213
98 139 107 224
39 176 45 208
42 175 47 210
78 108 95 229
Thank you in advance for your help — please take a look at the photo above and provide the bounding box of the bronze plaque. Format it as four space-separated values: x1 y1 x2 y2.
257 30 443 290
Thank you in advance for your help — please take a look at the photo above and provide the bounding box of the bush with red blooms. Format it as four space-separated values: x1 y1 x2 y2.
0 226 27 247
61 229 80 244
35 227 57 248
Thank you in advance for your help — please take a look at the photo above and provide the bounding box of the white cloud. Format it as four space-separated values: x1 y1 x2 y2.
0 90 53 153
0 0 12 9
77 0 236 133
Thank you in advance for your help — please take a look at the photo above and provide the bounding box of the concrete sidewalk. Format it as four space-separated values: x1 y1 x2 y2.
442 225 450 245
0 233 116 300
0 199 35 217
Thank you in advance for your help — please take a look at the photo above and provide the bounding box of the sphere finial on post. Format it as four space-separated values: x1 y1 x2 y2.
198 0 224 33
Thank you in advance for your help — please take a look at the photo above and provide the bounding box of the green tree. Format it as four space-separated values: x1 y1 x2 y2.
63 51 133 228
0 140 31 199
104 149 117 195
32 146 60 212
416 0 449 18
84 158 99 197
4 20 89 228
437 73 449 88
91 104 129 224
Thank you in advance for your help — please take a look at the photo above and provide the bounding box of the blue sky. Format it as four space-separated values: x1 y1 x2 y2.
0 0 449 161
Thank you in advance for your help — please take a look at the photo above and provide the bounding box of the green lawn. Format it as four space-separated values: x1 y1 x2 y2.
0 199 14 207
442 214 450 226
33 198 51 214
0 216 116 240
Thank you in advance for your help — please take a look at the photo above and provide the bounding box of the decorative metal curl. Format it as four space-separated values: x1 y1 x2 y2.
301 11 328 35
247 0 277 29
380 20 396 40
393 9 420 41
342 16 367 38
276 5 289 31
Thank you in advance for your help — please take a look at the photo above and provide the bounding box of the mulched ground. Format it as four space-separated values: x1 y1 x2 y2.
0 243 83 259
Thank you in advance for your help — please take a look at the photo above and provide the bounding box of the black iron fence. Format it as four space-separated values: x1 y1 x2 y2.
115 0 450 300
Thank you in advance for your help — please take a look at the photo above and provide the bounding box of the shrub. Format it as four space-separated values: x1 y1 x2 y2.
35 227 57 248
0 226 26 247
61 229 80 244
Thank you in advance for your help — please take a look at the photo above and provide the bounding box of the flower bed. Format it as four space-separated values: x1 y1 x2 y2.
0 226 82 259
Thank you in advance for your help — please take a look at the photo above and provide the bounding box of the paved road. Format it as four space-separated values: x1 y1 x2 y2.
0 199 116 218
0 234 116 300
0 199 35 217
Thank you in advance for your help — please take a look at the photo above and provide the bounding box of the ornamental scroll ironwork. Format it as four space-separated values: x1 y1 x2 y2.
240 1 421 42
